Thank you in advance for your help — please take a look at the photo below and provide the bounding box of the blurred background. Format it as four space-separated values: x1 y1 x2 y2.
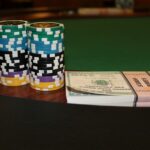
0 0 150 20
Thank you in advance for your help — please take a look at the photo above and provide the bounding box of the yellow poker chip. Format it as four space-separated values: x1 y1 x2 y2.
1 76 29 86
30 80 64 88
30 80 64 91
31 83 64 91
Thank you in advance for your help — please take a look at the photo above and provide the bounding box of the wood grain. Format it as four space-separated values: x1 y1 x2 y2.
0 84 66 103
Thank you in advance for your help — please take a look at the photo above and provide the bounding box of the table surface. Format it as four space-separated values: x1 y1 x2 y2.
0 84 66 103
1 17 150 150
0 17 150 101
0 96 150 150
63 17 150 71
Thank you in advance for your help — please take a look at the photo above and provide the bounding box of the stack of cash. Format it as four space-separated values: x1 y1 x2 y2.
123 72 150 107
65 71 150 107
66 71 135 107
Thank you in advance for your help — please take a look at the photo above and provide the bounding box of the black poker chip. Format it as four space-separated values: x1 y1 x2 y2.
0 58 28 64
29 51 64 59
30 67 64 76
0 50 28 55
29 64 64 70
1 66 28 72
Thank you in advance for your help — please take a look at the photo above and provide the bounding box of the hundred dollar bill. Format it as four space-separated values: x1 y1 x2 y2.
66 71 133 96
65 71 135 106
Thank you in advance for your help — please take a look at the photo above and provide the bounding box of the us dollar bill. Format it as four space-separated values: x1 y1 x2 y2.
66 71 133 96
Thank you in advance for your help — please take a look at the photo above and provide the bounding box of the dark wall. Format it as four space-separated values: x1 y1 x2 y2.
33 0 115 8
0 0 115 9
0 0 33 9
135 0 150 11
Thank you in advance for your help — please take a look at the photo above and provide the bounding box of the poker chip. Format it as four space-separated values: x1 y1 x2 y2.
27 22 64 34
0 20 28 52
0 20 27 28
27 22 65 55
29 69 64 77
0 20 29 86
30 73 64 82
0 20 65 90
29 51 64 62
1 70 29 77
0 38 27 51
30 79 64 91
31 83 64 91
28 39 64 54
27 22 65 91
1 75 29 86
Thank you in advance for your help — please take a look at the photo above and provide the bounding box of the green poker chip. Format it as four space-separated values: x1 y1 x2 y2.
0 20 28 31
28 33 64 41
0 31 27 38
27 22 64 35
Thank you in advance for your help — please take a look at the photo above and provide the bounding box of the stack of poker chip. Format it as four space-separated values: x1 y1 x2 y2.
27 22 65 91
0 20 29 86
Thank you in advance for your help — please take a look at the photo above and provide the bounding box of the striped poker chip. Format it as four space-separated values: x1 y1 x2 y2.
1 66 28 72
0 51 28 61
0 57 28 63
1 76 29 86
29 61 64 67
27 22 64 34
28 39 64 52
0 49 28 55
30 80 64 90
29 51 64 58
28 32 63 41
29 54 64 62
28 30 64 40
1 62 28 68
1 63 28 69
28 28 64 35
0 44 27 51
29 50 65 56
0 59 28 65
30 70 64 77
28 28 64 37
29 63 64 71
0 54 28 61
29 59 64 66
0 52 28 58
28 48 63 55
0 28 27 34
29 55 63 62
29 64 64 72
0 30 27 38
1 70 29 77
31 83 64 91
30 73 64 82
0 39 27 51
0 38 27 45
29 51 64 57
0 20 28 30
30 76 62 83
30 69 64 77
30 66 64 73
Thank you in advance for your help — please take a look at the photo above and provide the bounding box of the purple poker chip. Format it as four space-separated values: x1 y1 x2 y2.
30 74 64 82
1 70 29 77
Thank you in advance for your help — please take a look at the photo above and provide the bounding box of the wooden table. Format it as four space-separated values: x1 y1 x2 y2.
0 84 66 103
